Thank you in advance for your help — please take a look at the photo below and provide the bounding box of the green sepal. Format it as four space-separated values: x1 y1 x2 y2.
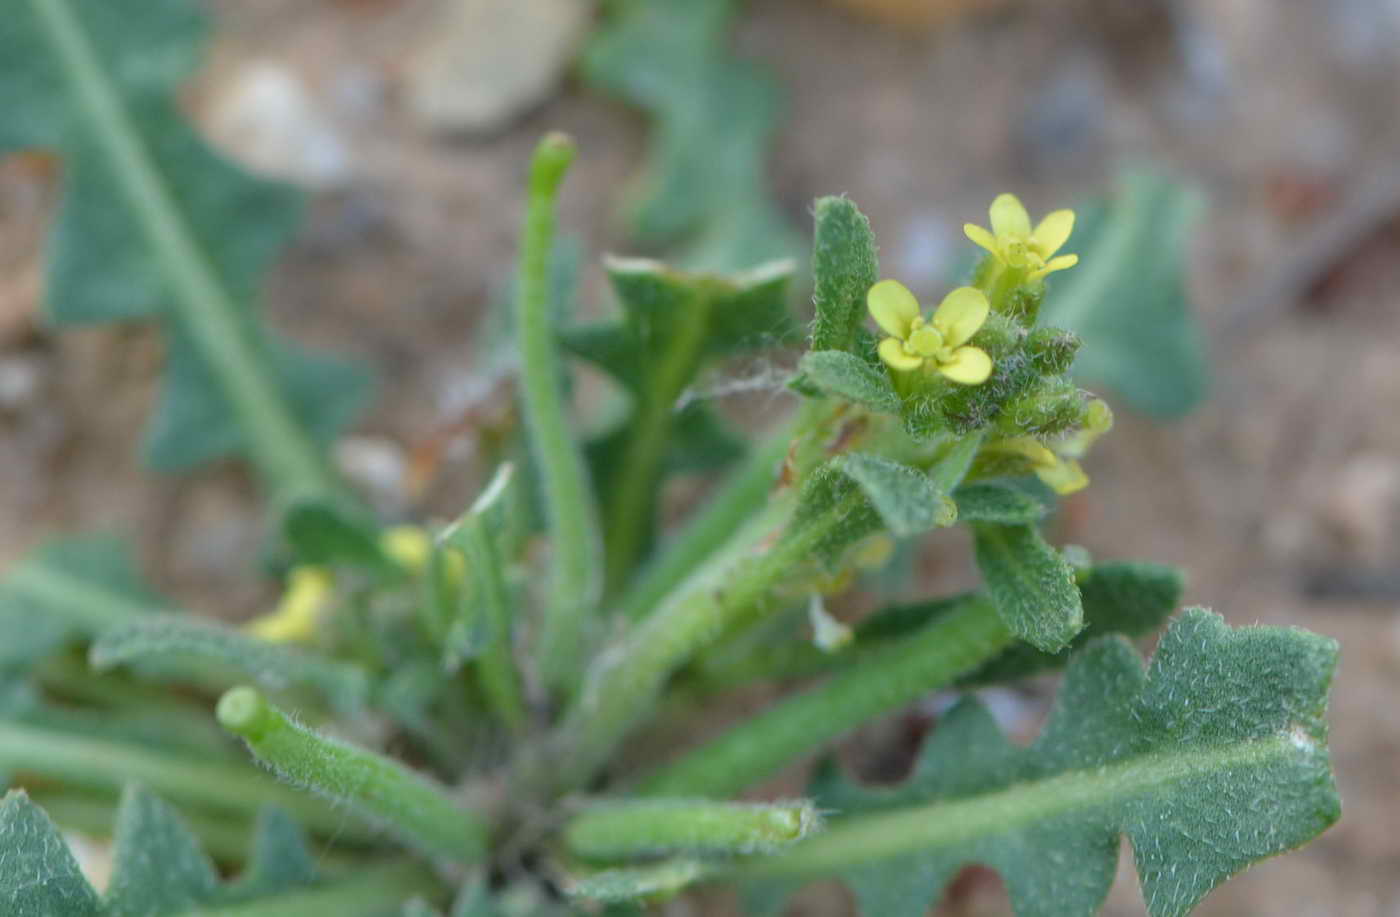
1040 170 1207 418
973 523 1083 652
768 610 1339 917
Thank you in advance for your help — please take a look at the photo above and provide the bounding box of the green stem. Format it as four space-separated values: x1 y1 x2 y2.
217 686 487 864
603 283 712 595
543 486 864 795
190 861 441 917
740 734 1297 878
564 799 819 862
513 133 603 691
613 412 799 622
0 720 376 843
30 0 344 506
639 599 1012 798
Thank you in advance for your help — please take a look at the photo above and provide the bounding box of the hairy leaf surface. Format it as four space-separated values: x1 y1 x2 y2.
748 610 1339 917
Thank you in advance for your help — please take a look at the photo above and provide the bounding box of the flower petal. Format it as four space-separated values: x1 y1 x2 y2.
989 193 1031 239
878 337 923 372
1036 458 1089 495
931 286 990 349
964 223 999 254
938 346 992 385
1031 209 1075 256
867 279 920 339
1033 254 1079 279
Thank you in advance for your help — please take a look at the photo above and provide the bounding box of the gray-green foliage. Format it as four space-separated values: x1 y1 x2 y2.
90 615 371 713
1040 171 1207 418
581 0 800 270
750 610 1339 917
563 256 795 584
0 787 326 916
0 0 366 500
0 535 171 669
974 522 1084 652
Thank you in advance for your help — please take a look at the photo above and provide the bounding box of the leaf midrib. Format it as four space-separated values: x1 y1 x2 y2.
28 0 334 500
742 732 1309 877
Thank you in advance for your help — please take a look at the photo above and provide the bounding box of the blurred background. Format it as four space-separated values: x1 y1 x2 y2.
2 0 1399 913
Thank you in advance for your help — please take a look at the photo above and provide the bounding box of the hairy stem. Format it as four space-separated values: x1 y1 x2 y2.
639 598 1012 798
513 133 603 692
613 411 800 622
542 486 864 795
29 0 345 506
564 799 820 862
217 686 487 864
456 498 529 733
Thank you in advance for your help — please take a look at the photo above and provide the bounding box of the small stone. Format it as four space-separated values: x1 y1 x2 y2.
406 0 591 135
336 435 409 515
206 61 352 190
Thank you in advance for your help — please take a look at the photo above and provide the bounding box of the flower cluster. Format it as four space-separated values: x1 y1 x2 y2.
868 281 993 383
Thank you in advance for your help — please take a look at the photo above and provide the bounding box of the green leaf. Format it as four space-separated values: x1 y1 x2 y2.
797 350 899 415
1040 171 1208 418
973 523 1083 652
0 535 170 669
809 196 880 355
90 615 371 712
104 785 220 916
827 454 956 538
953 482 1047 525
963 561 1182 686
1 0 365 499
0 789 100 916
228 806 320 898
581 0 799 270
281 499 393 573
750 610 1339 917
562 256 795 590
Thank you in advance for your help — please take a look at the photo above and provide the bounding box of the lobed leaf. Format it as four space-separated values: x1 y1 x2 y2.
1039 171 1207 418
0 790 100 917
748 610 1340 917
0 0 367 494
581 0 799 270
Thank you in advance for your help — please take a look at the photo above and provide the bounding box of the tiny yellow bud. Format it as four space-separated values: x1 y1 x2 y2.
380 525 433 575
246 566 333 644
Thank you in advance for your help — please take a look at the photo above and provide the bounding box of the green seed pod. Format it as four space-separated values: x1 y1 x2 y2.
1026 327 1082 376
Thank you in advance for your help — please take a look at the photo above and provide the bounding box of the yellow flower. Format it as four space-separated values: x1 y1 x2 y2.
868 280 993 384
246 566 333 644
986 400 1112 495
380 525 433 575
964 193 1079 280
